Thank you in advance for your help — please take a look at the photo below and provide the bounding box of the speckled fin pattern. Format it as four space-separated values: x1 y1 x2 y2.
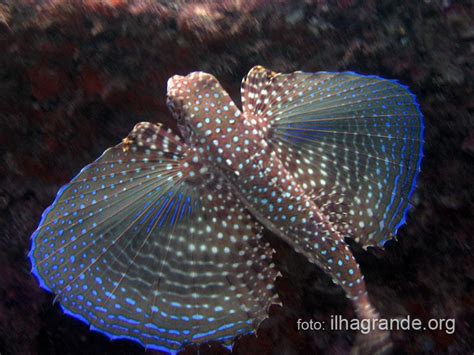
29 122 279 352
242 66 424 246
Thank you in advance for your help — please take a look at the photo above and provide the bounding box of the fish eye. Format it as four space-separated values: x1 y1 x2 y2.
166 97 175 111
167 97 186 123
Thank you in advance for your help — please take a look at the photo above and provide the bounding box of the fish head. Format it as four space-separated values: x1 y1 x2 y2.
167 71 228 145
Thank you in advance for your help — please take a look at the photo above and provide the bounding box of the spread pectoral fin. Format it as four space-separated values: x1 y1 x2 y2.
29 122 280 351
242 66 424 247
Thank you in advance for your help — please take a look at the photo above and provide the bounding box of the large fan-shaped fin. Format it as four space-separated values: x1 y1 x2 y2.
241 66 424 247
29 122 280 352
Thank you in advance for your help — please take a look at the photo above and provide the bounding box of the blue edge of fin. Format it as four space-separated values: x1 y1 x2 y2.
28 148 238 353
28 71 424 352
307 70 424 246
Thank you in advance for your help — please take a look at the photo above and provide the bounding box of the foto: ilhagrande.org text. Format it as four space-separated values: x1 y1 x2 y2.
297 315 455 334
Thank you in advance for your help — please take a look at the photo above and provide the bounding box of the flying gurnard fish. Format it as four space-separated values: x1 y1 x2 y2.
29 66 424 354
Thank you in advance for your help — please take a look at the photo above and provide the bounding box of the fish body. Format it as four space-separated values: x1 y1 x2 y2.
169 71 368 304
29 66 424 353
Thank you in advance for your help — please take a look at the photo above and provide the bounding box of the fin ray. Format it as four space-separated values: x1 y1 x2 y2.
242 67 424 246
30 122 280 351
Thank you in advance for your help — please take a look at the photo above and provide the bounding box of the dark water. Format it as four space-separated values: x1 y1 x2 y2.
0 0 473 354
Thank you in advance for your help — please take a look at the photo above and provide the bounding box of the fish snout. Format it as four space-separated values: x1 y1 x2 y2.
167 75 184 95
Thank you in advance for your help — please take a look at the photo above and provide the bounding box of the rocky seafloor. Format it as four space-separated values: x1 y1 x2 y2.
0 0 473 354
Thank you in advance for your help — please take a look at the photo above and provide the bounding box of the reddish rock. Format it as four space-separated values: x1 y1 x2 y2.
78 66 104 97
27 64 70 101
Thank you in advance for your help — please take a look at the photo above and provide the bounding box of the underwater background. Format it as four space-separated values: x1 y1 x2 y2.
0 0 473 354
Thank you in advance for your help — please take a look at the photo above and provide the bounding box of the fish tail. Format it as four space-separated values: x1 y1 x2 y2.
297 223 392 354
